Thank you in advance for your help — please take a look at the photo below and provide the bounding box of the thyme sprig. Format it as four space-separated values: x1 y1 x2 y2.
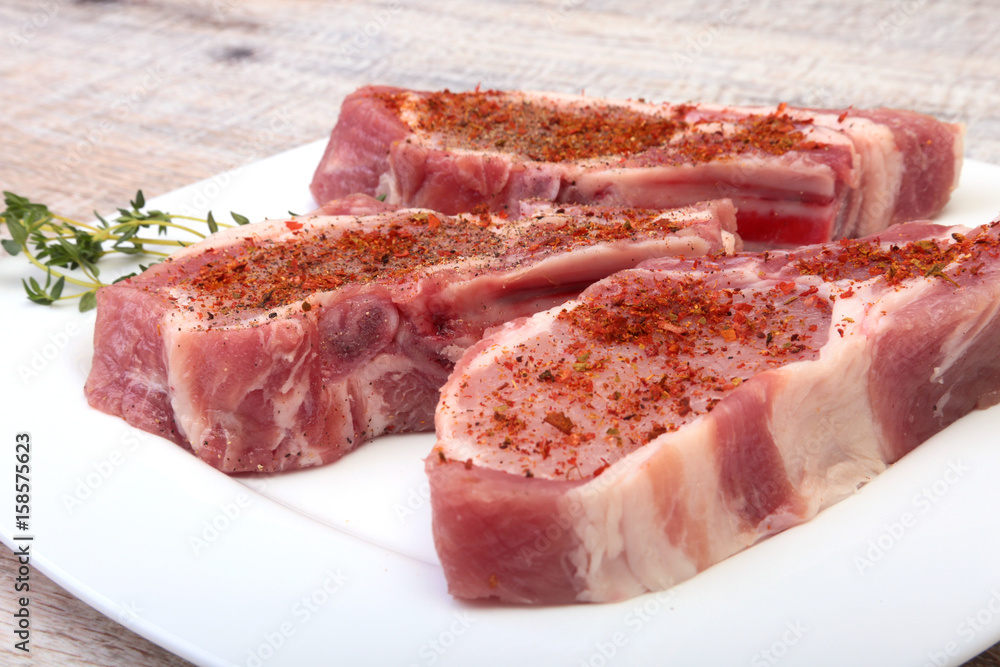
1 190 249 312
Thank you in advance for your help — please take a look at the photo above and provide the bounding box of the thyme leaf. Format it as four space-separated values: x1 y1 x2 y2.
2 190 251 309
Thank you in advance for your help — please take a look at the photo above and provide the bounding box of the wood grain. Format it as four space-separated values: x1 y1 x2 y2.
2 0 1000 665
0 545 192 666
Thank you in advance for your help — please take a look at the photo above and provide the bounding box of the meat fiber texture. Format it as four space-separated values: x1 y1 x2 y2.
84 195 738 473
429 219 1000 603
310 85 964 248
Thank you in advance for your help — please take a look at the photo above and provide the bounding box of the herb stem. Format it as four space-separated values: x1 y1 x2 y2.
3 189 250 311
50 214 101 232
169 213 235 227
36 217 200 244
103 219 208 239
31 226 187 248
20 244 99 289
113 238 186 248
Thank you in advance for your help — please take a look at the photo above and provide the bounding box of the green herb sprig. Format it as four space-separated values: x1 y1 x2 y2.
1 190 249 311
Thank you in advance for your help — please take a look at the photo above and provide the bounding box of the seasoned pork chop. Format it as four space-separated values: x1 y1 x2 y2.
311 86 963 247
85 195 738 473
429 220 1000 603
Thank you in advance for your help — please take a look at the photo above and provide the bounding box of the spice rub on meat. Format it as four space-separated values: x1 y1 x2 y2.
310 86 963 248
428 219 1000 604
84 195 739 473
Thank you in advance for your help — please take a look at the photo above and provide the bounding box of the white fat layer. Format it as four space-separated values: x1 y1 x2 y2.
271 326 313 438
165 312 424 466
563 416 743 600
496 237 715 289
841 119 903 237
348 352 422 436
560 270 944 601
376 170 397 203
573 158 839 205
164 318 315 460
769 335 885 514
162 324 205 452
721 230 737 255
438 344 467 364
930 296 1000 384
567 450 676 600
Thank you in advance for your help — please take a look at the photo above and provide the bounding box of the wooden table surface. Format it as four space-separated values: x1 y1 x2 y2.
2 0 1000 665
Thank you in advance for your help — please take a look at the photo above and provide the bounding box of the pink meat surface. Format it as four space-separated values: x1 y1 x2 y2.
310 86 963 248
85 195 738 473
429 219 1000 603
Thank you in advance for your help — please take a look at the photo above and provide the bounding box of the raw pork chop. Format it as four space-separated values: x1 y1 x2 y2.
85 195 738 473
310 86 963 247
428 219 1000 603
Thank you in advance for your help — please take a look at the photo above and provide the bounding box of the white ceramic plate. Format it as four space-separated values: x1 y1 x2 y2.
3 142 1000 667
